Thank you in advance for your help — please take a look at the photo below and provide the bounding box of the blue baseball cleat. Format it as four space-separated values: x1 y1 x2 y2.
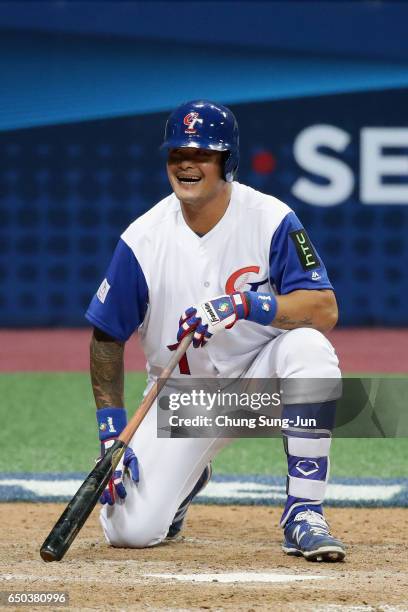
167 464 212 539
282 509 345 562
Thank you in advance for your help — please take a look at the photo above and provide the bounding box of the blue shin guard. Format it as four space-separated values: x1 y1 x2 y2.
280 400 336 527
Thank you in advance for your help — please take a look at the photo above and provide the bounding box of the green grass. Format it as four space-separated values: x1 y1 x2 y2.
2 373 407 477
2 372 147 472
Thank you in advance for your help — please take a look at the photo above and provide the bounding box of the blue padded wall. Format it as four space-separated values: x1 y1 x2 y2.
1 89 407 326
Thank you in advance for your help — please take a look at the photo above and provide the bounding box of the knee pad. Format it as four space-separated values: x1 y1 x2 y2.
278 328 340 379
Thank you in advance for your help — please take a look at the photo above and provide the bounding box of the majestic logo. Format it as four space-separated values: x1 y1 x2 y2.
311 270 321 281
183 112 202 134
203 302 220 324
225 266 268 294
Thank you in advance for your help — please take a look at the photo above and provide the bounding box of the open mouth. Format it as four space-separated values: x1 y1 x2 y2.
177 176 202 184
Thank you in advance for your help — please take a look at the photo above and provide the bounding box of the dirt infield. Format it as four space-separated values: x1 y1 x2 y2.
1 504 407 611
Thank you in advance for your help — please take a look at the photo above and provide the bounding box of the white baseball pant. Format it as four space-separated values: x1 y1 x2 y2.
100 327 340 547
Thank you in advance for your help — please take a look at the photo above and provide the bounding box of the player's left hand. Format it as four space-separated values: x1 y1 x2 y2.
99 442 139 505
177 291 278 348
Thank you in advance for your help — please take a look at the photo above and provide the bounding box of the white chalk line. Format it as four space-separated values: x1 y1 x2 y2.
1 571 329 586
202 481 404 503
0 478 404 504
145 571 329 584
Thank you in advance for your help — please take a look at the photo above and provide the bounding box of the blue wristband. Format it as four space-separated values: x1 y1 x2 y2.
244 292 277 326
96 407 127 441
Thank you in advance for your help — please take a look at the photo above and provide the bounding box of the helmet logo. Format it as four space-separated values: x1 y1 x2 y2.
183 112 202 134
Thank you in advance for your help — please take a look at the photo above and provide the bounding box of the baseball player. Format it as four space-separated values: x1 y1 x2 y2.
86 100 345 562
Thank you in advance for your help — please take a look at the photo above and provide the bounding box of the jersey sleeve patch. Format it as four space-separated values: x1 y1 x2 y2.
269 212 333 294
289 229 320 271
85 238 149 341
96 278 111 304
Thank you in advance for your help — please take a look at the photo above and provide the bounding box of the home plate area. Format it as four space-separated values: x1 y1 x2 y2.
145 572 327 583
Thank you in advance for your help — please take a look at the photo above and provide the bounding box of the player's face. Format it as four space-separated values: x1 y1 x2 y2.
167 147 225 206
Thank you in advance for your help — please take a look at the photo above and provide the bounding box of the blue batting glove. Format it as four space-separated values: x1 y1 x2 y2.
177 291 277 348
99 444 139 505
96 407 139 505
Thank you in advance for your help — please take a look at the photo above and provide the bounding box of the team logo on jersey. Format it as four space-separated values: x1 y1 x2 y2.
183 112 202 134
225 266 268 294
262 303 270 312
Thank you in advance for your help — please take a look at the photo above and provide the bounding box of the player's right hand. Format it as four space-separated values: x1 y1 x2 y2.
99 441 139 505
177 291 278 348
178 292 247 348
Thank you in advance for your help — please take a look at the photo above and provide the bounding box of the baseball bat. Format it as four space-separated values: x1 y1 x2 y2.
40 332 194 562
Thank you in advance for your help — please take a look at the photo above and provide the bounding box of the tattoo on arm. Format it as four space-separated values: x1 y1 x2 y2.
90 328 125 409
274 314 313 329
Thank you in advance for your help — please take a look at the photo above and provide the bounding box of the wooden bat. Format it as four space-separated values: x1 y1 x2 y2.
40 332 194 562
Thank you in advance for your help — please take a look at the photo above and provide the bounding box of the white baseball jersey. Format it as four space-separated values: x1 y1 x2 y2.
86 182 332 381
